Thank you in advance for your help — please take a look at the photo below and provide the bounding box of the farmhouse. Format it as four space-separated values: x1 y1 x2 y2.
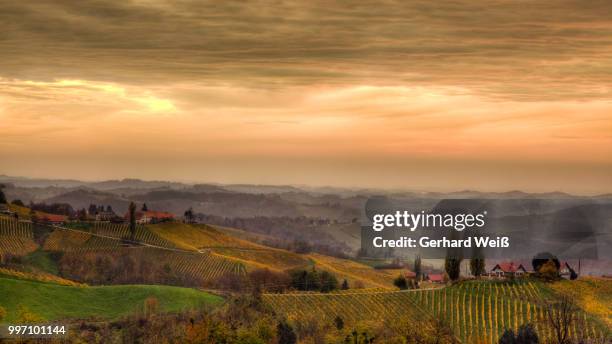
0 203 11 215
95 210 116 221
39 214 67 225
559 261 576 279
490 262 527 278
427 273 444 283
125 210 174 224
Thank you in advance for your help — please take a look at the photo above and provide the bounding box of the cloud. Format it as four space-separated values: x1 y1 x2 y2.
1 0 611 100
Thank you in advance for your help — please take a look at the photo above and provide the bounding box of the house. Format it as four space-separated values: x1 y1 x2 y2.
38 214 67 225
404 270 417 279
95 210 116 221
428 273 444 283
559 261 576 279
124 210 174 224
490 262 528 278
0 203 10 214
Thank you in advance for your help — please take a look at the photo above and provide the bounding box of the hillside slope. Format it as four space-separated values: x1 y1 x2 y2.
0 276 223 322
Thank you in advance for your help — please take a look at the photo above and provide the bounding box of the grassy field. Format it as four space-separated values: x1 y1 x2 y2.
0 276 223 323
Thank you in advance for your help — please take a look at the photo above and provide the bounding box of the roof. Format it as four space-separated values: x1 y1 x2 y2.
404 270 416 278
428 274 444 282
124 210 174 220
40 214 67 222
492 262 526 273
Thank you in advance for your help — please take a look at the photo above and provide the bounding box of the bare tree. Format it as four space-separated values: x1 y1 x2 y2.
543 295 576 344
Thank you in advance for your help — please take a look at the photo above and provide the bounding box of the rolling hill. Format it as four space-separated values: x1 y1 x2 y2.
264 279 611 344
0 275 223 322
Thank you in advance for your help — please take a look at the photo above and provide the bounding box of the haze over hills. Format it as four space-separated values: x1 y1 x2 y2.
2 175 612 266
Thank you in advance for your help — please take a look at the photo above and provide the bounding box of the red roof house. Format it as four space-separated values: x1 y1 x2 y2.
428 274 444 283
39 214 67 225
490 262 527 277
124 210 174 224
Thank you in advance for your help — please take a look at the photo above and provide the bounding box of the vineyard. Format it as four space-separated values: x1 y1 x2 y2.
65 222 177 248
0 217 37 257
307 253 398 289
263 289 426 325
43 228 121 252
264 280 610 344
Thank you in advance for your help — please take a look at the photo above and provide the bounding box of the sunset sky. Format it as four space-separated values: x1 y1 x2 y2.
1 0 611 194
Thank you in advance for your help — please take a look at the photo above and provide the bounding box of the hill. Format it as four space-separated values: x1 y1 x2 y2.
0 276 223 323
264 279 610 344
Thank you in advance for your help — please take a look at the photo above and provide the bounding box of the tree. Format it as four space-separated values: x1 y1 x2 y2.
0 185 6 204
538 260 559 281
184 207 195 223
106 205 113 213
516 324 539 344
499 329 516 344
532 252 560 272
17 305 43 323
341 279 349 290
393 275 408 290
11 199 24 207
143 297 159 318
414 255 422 281
445 254 462 281
334 315 344 330
544 295 576 344
142 203 148 212
470 244 486 278
128 202 137 242
319 271 338 292
277 320 296 344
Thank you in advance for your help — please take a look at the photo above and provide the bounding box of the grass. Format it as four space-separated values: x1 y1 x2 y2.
22 249 60 275
0 276 224 322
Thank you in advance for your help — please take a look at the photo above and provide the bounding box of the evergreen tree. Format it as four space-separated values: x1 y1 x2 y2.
444 253 462 281
341 279 349 290
0 185 6 204
470 244 486 278
414 255 422 280
128 202 137 241
141 203 148 212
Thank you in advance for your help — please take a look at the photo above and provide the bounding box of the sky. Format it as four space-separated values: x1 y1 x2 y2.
1 0 611 194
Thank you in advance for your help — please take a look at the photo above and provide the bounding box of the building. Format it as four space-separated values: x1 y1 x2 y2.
38 214 67 225
0 203 11 215
95 210 116 221
404 270 416 279
559 261 576 279
427 273 444 283
124 210 174 224
490 262 528 278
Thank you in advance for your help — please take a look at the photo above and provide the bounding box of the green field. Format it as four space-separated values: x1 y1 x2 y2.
0 276 224 322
